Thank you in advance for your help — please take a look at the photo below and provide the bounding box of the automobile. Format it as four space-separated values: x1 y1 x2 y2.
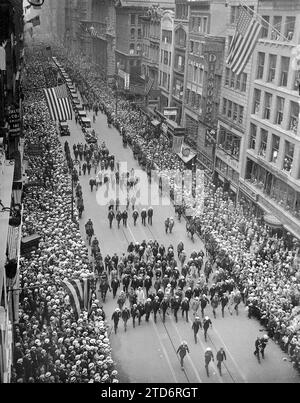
83 128 97 144
81 117 91 129
59 121 70 136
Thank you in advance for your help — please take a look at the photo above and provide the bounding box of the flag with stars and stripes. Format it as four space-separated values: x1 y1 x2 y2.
43 84 72 122
145 77 154 96
61 278 92 320
226 7 261 76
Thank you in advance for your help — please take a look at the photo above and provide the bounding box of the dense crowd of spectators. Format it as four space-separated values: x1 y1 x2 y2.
12 48 117 383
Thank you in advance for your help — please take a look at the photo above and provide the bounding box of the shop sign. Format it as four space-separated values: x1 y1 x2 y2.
204 53 216 126
8 107 21 136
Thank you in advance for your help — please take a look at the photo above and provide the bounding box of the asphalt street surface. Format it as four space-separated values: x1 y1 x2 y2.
59 104 300 384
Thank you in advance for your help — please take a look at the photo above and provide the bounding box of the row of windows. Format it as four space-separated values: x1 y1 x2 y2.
260 15 296 41
130 28 142 40
190 16 208 34
129 43 142 56
249 124 296 175
224 68 247 92
252 89 299 134
175 3 188 20
222 98 244 126
187 63 204 85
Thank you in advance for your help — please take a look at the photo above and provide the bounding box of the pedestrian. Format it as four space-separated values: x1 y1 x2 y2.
177 341 189 370
260 335 268 359
160 297 169 323
136 286 145 304
152 296 160 324
122 210 128 227
87 162 92 175
121 307 130 332
131 195 136 211
131 304 138 328
141 208 147 226
254 336 261 363
211 295 219 319
144 298 153 322
192 316 202 344
181 297 190 323
111 308 121 334
216 348 227 376
111 278 120 299
117 292 126 311
137 302 145 326
108 210 115 229
132 209 139 226
82 162 87 175
116 210 122 229
169 217 174 233
147 207 153 225
89 177 96 192
204 348 214 377
203 316 212 342
200 294 209 318
122 274 130 294
220 294 229 318
191 297 200 318
165 218 170 234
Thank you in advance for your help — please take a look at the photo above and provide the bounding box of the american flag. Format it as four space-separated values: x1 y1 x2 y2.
43 84 72 121
226 7 261 76
61 278 92 320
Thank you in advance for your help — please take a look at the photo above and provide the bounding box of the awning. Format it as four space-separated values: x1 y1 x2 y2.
264 214 283 229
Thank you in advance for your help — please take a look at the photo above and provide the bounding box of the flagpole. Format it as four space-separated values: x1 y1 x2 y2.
237 0 289 42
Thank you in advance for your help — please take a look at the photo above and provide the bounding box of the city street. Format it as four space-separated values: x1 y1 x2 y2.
60 106 300 384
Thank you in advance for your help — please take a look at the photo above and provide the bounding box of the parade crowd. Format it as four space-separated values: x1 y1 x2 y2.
12 49 117 383
54 45 300 370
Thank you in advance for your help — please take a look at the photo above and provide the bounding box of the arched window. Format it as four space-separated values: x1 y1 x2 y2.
175 27 186 48
129 43 135 55
130 28 135 39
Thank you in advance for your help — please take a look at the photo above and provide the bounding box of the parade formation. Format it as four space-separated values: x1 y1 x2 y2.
7 40 299 384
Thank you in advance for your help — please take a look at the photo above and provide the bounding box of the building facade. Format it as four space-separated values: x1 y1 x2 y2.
240 0 300 236
183 0 226 176
215 0 258 199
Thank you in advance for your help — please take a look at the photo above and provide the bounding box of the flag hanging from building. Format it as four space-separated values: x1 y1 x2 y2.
28 15 41 27
43 84 72 121
226 7 261 76
61 278 92 320
145 77 154 96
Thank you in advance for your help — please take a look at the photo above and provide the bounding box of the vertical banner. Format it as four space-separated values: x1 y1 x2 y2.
172 134 184 154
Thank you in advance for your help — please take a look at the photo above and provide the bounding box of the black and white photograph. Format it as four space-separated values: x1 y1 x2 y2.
0 0 300 388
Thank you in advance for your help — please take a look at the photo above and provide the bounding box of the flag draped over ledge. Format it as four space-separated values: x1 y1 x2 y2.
226 7 262 76
61 278 92 320
43 84 72 121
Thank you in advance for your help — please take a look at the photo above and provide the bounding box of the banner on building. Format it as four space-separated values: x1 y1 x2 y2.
172 134 184 154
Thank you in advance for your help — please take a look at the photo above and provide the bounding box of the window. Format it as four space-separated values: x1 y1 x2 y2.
283 141 294 173
238 105 244 124
191 92 195 107
138 29 142 39
261 16 269 38
227 100 232 118
263 93 272 120
257 52 265 79
195 94 201 109
130 28 135 40
271 135 280 163
230 71 235 88
267 55 277 83
253 89 261 115
259 129 268 157
280 57 289 87
203 17 208 33
164 50 168 65
241 73 247 92
190 41 194 54
159 71 162 86
160 49 163 63
129 43 135 55
249 123 257 150
275 97 285 126
230 6 240 24
131 14 136 25
167 74 170 90
235 74 241 90
162 30 172 44
136 44 141 56
222 98 227 115
271 16 282 40
193 65 197 82
194 42 200 56
185 89 190 104
285 16 296 41
233 103 238 122
289 101 299 134
225 67 230 86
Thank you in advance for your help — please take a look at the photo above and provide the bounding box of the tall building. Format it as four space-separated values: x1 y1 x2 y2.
240 0 300 236
158 9 176 110
183 0 226 177
215 0 258 200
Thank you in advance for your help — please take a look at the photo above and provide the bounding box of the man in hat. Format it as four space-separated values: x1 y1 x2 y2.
147 207 153 225
203 316 212 342
204 347 214 377
177 341 190 370
192 316 202 344
132 209 139 226
122 210 128 227
111 309 121 334
108 210 115 229
216 347 227 376
141 208 147 226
